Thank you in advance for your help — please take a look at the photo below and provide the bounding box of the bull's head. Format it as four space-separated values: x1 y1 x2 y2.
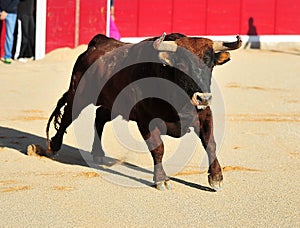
153 33 242 109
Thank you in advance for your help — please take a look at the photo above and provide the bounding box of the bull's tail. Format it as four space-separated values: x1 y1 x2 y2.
46 91 68 150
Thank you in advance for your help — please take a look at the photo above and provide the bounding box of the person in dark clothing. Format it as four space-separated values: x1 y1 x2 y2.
0 0 19 64
14 0 35 61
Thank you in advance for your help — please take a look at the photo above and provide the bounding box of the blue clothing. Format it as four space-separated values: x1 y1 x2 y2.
0 0 19 60
4 13 17 59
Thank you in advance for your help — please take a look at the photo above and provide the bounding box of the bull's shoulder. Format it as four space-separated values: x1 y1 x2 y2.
88 34 126 50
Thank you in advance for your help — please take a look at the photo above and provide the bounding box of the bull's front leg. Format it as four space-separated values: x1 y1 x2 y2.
91 106 111 164
196 107 223 190
137 124 171 190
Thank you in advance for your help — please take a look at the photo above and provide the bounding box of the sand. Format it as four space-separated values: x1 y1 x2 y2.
0 45 299 227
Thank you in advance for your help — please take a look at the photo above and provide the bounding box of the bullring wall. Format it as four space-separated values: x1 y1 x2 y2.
1 0 299 56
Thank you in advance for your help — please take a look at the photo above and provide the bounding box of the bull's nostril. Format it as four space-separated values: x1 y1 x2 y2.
196 95 203 102
197 94 212 103
192 92 212 107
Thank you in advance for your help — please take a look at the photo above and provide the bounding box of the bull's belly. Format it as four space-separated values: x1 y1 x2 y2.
109 101 193 138
125 113 190 138
165 121 191 138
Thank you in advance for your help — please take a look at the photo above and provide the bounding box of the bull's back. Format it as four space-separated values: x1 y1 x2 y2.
68 35 128 99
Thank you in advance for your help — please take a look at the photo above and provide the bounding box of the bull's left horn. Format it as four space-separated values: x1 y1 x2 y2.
153 33 178 52
156 41 178 52
213 35 242 51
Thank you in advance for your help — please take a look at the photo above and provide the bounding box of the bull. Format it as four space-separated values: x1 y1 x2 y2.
43 33 241 190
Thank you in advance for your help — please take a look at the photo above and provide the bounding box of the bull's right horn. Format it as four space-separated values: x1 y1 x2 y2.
213 35 242 51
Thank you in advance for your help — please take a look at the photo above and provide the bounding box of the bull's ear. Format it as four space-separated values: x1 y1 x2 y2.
214 51 231 65
158 52 174 66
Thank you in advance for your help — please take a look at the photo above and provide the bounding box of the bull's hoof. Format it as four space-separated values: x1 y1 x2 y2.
155 180 172 191
93 155 105 165
27 144 54 157
209 180 223 191
164 180 172 190
208 174 223 191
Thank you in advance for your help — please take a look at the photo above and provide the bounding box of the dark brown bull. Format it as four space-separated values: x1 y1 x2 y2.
45 33 241 190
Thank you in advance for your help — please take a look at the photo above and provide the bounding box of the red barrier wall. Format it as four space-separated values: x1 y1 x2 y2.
275 0 300 34
0 21 5 57
46 0 76 52
78 0 106 45
1 0 300 56
45 0 106 53
116 0 300 37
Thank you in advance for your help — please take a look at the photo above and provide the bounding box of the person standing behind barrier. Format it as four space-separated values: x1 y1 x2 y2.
0 0 19 64
14 0 35 62
109 0 121 40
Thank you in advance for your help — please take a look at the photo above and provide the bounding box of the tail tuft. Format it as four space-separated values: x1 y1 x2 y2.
46 92 68 146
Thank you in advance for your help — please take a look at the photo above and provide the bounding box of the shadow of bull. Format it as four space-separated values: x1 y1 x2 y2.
0 126 215 192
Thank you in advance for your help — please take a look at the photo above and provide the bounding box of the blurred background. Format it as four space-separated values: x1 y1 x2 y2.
1 0 299 59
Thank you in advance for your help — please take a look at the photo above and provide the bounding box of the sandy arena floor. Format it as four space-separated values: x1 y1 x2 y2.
0 45 299 227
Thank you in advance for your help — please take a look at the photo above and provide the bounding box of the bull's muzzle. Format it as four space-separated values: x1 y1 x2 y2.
191 92 212 110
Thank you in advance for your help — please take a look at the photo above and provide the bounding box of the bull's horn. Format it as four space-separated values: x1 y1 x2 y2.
154 32 166 46
213 35 242 51
153 33 178 52
156 41 178 52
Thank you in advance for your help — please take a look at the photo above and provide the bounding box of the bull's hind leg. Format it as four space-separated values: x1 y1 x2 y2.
92 106 111 164
196 108 223 190
49 104 73 153
138 124 171 190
